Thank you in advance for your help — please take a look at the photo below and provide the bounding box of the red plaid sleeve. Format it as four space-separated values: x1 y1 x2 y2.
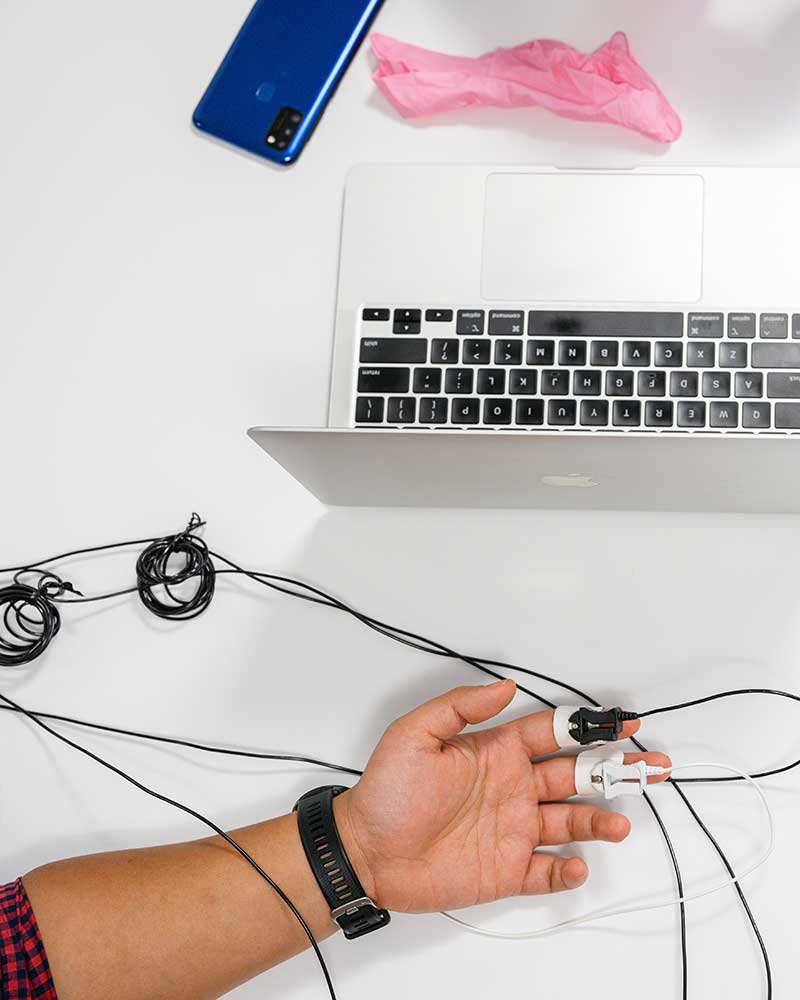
0 880 57 999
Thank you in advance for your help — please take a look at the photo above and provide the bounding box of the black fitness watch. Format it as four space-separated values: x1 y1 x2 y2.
293 785 391 940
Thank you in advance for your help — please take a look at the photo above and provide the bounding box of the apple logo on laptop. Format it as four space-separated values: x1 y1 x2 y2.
541 473 598 490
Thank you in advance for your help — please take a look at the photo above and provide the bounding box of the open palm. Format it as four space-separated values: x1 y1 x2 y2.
335 680 669 914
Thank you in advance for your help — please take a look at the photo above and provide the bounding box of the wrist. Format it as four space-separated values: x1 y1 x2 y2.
331 789 380 908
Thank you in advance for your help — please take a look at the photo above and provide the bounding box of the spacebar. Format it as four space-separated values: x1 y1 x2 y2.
530 311 683 338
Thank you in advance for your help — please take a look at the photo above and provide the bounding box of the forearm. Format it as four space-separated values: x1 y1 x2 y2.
23 811 341 1000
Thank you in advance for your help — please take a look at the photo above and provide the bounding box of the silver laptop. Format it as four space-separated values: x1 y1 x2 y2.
250 164 800 512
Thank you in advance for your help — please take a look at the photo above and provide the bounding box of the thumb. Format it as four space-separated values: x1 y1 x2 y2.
397 680 517 748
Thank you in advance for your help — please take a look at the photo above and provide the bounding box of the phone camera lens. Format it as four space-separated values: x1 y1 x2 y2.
266 107 303 151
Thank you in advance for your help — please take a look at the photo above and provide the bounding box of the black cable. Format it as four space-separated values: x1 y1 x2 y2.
640 688 800 786
0 687 338 1000
0 703 363 775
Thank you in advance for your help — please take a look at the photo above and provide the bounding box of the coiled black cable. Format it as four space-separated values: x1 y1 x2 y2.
0 583 61 667
136 513 216 620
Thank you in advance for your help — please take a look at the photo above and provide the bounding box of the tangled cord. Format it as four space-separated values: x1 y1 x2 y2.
0 514 215 667
135 513 215 621
0 584 61 667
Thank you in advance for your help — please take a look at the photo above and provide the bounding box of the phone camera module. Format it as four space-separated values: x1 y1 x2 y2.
266 107 303 152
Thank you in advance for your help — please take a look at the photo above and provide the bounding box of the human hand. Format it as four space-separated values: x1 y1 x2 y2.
334 680 670 914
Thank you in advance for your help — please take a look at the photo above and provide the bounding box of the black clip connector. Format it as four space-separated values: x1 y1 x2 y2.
568 707 638 746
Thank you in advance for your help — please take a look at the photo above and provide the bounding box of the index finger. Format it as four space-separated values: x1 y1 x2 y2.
502 709 641 758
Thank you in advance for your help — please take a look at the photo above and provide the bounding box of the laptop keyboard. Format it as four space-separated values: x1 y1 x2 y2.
354 309 800 433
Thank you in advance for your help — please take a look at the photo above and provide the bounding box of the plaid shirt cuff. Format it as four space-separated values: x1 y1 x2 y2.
0 879 57 999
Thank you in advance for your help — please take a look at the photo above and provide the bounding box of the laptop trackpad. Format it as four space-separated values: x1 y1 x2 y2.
481 172 704 303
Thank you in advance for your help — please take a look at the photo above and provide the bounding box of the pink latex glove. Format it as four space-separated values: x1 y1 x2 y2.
372 31 682 144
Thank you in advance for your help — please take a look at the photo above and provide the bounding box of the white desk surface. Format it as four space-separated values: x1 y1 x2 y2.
2 2 799 997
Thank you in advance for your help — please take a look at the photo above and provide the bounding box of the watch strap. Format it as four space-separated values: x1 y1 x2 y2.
294 786 390 940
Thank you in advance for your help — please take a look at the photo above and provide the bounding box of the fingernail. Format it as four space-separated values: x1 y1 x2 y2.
566 863 588 889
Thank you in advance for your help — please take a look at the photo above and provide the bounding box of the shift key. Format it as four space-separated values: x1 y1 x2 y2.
775 403 800 429
360 338 427 364
358 367 410 392
768 373 800 398
752 343 800 368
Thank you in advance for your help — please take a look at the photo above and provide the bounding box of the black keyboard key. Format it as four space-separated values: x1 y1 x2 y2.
456 310 485 335
760 313 789 339
528 340 555 365
743 402 771 429
687 342 715 367
360 338 427 364
574 370 601 396
425 309 453 323
451 397 481 424
688 313 723 338
590 341 619 366
638 371 666 396
355 397 384 423
530 311 682 338
362 308 389 322
394 308 421 323
484 399 513 425
431 338 459 364
623 341 651 366
752 343 800 368
387 397 416 424
414 368 442 393
548 400 577 426
477 369 506 395
419 397 448 424
776 403 800 428
445 368 474 394
580 400 609 426
702 372 731 398
710 401 739 428
767 373 800 398
728 313 756 339
612 401 641 427
358 367 410 393
559 340 587 365
494 340 523 365
463 339 490 364
488 311 524 336
677 401 706 428
655 342 683 367
670 372 698 397
542 370 570 395
735 372 763 398
720 342 748 368
606 371 634 396
515 399 544 425
794 315 800 339
645 401 674 427
393 320 421 335
509 370 537 395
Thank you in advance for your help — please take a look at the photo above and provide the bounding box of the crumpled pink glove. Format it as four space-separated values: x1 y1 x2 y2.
372 31 681 144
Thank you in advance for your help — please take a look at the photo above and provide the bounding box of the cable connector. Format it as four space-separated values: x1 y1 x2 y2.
552 705 639 749
575 747 670 800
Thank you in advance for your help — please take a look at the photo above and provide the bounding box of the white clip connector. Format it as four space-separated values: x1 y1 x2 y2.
575 747 669 800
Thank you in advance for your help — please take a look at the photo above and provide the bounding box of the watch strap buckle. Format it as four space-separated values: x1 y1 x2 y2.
331 896 391 940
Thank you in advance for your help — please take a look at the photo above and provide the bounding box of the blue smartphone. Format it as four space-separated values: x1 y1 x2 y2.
193 0 385 166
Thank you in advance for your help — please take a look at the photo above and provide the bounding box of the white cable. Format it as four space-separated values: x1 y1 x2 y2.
440 762 774 941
